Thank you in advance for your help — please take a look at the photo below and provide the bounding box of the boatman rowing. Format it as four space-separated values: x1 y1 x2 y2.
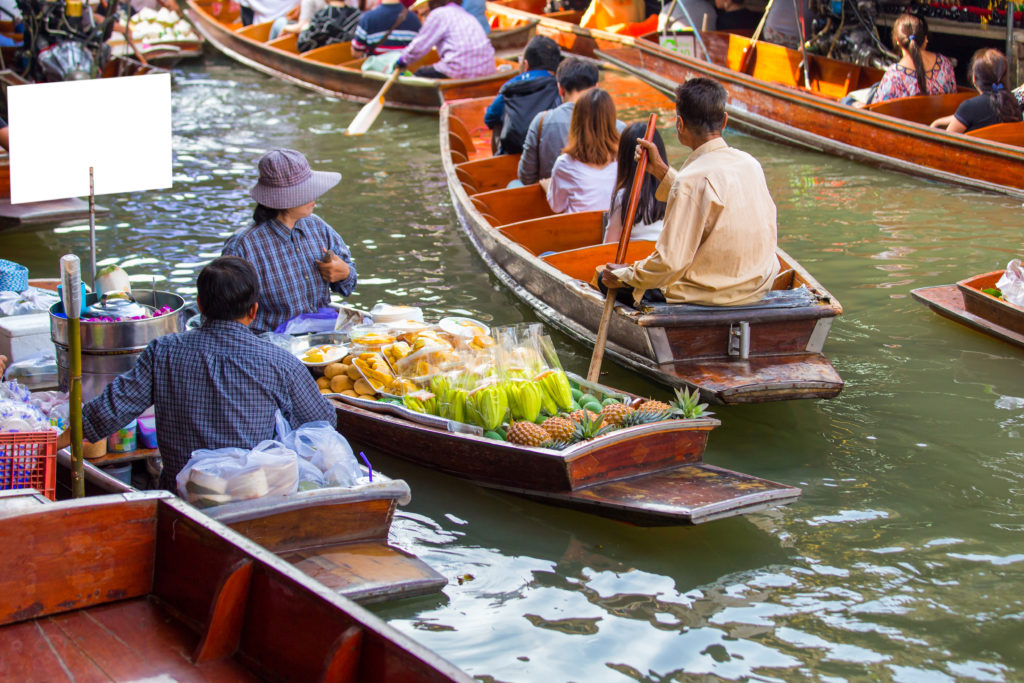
600 77 779 307
58 257 336 490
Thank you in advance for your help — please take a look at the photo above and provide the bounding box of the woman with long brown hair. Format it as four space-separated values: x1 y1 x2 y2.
872 13 956 102
931 48 1023 133
543 87 620 214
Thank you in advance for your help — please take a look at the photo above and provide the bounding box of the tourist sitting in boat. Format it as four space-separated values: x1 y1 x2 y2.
485 36 562 155
600 77 779 307
351 0 421 57
856 14 956 107
930 49 1023 134
58 256 337 491
604 123 667 244
394 0 495 79
541 87 620 214
518 57 601 186
222 149 357 335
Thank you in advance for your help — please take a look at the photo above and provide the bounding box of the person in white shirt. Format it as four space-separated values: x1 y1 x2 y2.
541 88 620 214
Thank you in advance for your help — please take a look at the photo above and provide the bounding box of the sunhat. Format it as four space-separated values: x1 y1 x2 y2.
250 149 341 210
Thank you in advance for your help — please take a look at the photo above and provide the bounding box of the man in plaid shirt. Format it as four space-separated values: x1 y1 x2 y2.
64 257 336 491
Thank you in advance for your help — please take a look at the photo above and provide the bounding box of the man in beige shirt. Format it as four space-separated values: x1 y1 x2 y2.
601 77 779 306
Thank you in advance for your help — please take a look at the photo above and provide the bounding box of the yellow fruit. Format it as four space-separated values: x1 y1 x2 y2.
330 375 352 393
354 378 376 395
316 376 329 389
346 365 362 381
324 363 346 379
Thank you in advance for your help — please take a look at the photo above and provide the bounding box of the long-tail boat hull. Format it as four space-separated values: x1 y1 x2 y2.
185 0 522 112
57 451 448 604
0 491 470 681
330 377 801 526
485 2 1024 198
912 271 1024 349
443 98 843 404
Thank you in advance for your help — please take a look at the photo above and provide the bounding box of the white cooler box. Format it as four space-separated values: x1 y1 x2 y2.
0 313 52 362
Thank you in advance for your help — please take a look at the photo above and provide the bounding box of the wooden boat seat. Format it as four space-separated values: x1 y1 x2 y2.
541 241 656 282
235 21 272 41
499 210 605 254
966 121 1024 147
302 41 354 62
266 33 299 53
636 286 820 314
865 91 974 125
472 184 553 226
456 153 521 194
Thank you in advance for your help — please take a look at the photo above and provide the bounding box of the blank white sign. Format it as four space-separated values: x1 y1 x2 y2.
8 73 172 204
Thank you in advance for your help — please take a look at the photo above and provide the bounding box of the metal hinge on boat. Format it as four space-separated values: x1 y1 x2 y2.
728 321 750 360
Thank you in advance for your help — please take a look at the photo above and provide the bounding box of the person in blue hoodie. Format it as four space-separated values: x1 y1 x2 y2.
484 35 562 155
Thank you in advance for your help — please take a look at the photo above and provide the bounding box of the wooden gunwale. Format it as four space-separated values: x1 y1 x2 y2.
184 0 519 112
442 101 843 403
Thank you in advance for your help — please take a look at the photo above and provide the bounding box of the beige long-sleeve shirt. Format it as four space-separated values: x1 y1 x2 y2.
613 137 779 306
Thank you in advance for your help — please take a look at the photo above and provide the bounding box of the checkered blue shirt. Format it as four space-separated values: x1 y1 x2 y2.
222 215 358 334
82 319 336 490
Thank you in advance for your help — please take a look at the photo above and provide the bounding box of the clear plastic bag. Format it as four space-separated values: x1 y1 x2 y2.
274 412 361 487
996 259 1024 307
177 441 298 508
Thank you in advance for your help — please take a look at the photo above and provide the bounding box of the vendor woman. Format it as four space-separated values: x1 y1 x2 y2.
222 149 357 334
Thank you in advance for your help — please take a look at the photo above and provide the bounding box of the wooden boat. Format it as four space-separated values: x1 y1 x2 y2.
183 0 529 112
912 271 1024 349
330 374 801 526
57 450 448 604
0 490 471 681
486 2 1024 199
443 97 843 404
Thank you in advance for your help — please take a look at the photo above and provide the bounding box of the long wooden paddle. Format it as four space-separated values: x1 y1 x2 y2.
346 68 401 136
737 0 775 74
586 113 658 383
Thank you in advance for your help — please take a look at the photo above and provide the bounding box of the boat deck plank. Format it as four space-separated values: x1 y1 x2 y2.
284 541 447 603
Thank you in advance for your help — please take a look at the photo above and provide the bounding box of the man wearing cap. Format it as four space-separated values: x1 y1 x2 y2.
223 149 357 335
59 256 336 491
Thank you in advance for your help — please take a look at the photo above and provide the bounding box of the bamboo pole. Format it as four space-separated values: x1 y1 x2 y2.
587 113 658 383
60 254 84 499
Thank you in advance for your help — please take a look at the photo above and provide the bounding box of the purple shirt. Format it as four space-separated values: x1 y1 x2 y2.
399 3 495 79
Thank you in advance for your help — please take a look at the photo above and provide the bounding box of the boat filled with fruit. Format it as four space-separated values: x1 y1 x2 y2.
296 307 800 525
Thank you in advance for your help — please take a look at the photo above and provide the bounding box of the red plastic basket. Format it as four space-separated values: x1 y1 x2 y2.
0 431 57 501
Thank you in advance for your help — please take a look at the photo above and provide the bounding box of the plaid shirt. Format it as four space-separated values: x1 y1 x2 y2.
223 215 357 334
82 319 336 490
399 3 495 79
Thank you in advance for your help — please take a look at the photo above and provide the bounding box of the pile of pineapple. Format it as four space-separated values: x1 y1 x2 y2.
396 368 712 450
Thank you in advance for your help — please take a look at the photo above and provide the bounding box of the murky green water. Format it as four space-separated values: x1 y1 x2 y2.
5 55 1024 681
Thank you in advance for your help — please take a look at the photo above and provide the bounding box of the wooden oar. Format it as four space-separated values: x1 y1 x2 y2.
587 113 658 383
737 0 775 74
346 69 401 136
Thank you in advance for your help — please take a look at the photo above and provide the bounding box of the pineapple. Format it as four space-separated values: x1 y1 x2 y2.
670 386 713 419
619 408 674 428
636 399 671 413
599 402 636 426
568 411 616 444
541 416 575 442
506 420 549 447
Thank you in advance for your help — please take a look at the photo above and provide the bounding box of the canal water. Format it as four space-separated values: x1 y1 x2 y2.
5 55 1024 681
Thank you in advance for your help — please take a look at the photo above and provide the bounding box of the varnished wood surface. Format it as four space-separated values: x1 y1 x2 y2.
913 284 1024 350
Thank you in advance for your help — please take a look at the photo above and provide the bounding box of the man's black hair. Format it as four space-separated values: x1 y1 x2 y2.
197 256 260 322
524 35 562 73
556 57 599 94
675 77 727 136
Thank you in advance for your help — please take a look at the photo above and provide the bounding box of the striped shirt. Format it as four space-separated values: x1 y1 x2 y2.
352 3 421 55
222 215 357 335
82 319 336 490
398 3 495 79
